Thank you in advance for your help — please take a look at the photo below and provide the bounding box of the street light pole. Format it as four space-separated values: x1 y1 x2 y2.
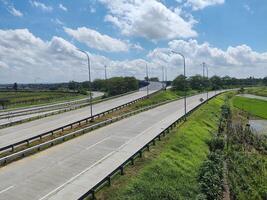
171 51 187 120
146 63 149 96
104 65 107 80
78 49 93 118
162 66 165 89
202 62 209 101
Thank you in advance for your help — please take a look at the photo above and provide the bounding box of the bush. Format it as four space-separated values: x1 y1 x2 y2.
198 152 224 200
207 137 224 152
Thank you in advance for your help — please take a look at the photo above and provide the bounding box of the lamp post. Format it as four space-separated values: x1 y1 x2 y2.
161 66 165 89
202 62 209 101
171 51 187 120
202 62 208 101
77 49 93 118
104 65 107 80
146 63 149 96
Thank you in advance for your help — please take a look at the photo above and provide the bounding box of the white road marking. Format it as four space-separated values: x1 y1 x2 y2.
86 136 112 150
39 116 166 200
0 185 14 195
38 151 115 200
38 91 219 200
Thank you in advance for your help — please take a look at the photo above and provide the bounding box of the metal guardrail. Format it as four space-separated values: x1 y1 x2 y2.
0 90 163 161
0 90 139 117
78 92 225 200
0 97 174 165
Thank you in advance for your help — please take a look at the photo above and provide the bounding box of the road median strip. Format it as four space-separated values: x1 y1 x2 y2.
0 91 178 166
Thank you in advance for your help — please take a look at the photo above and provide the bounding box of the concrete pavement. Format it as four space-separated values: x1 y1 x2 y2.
0 82 161 149
0 90 221 200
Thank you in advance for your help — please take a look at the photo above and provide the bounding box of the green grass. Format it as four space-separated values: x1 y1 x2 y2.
245 87 267 97
227 152 267 200
232 96 267 119
226 97 267 200
133 89 198 109
0 91 87 109
98 93 225 200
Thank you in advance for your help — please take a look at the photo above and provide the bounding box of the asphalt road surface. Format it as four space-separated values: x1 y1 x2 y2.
0 82 162 149
0 90 222 200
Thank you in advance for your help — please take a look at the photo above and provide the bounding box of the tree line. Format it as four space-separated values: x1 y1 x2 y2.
68 76 139 96
172 75 267 91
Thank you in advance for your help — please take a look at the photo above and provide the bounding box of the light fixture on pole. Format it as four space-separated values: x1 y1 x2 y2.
171 51 187 121
146 63 149 96
77 49 93 118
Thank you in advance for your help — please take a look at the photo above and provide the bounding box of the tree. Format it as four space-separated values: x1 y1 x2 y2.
13 82 18 91
210 76 223 90
68 81 79 91
0 99 9 109
149 77 159 82
263 77 267 85
189 75 205 91
172 75 190 91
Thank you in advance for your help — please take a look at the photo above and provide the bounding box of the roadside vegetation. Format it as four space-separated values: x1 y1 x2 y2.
0 91 87 109
232 96 267 119
224 96 267 200
0 77 139 109
97 92 226 200
244 86 267 97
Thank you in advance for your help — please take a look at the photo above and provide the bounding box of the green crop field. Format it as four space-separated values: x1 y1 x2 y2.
232 96 267 119
245 87 267 97
0 91 87 109
98 92 225 200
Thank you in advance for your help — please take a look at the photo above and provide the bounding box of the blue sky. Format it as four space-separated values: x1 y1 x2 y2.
0 0 266 83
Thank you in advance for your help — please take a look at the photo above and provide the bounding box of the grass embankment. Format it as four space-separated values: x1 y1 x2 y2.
97 93 225 200
0 91 87 109
245 87 267 97
232 96 267 119
226 97 267 200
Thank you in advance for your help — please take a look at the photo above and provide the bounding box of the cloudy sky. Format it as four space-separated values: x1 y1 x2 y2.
0 0 266 83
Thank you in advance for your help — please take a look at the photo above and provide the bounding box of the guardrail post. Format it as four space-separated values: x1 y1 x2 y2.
139 151 142 158
131 157 134 165
146 145 150 151
152 140 156 146
120 166 124 175
158 135 161 141
107 176 111 186
91 190 96 200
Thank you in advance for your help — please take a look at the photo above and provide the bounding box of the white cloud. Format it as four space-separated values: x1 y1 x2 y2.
29 0 53 12
147 39 267 78
8 6 23 17
64 27 130 52
59 3 67 11
100 0 197 41
0 29 148 83
0 29 266 84
184 0 224 10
